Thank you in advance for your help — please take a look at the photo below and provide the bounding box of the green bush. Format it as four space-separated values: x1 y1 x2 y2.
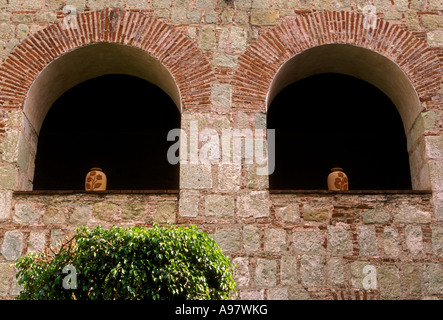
15 224 237 300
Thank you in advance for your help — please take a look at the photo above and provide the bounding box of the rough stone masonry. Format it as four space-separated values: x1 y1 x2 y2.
0 0 442 300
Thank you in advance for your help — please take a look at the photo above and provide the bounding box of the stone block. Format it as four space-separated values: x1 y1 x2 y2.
180 164 212 189
0 164 16 190
358 226 378 256
171 8 187 24
0 262 13 296
188 9 202 24
44 0 65 10
427 32 443 47
288 285 310 300
212 52 238 68
425 136 443 159
374 0 392 11
0 129 19 163
405 225 424 256
360 208 391 224
383 227 400 257
264 228 286 253
422 15 443 32
292 228 324 255
402 264 422 296
211 83 231 109
237 190 270 218
213 228 241 253
275 204 300 223
154 202 176 223
300 255 324 287
50 229 62 247
66 0 86 10
92 202 120 222
254 258 277 287
27 231 47 254
268 288 288 300
433 192 443 220
429 0 443 10
327 257 345 287
314 0 333 10
327 223 352 255
16 24 29 40
178 190 200 217
196 0 214 8
69 205 90 226
230 26 248 51
121 201 145 220
13 202 42 225
432 227 443 257
245 164 269 189
251 9 279 26
217 164 241 192
423 263 443 295
393 204 432 224
378 266 402 299
302 204 330 222
43 206 68 225
350 261 373 289
199 25 216 50
239 289 264 300
243 225 260 253
204 194 234 218
1 230 23 261
0 191 12 221
410 0 425 9
281 255 298 286
232 257 250 287
394 0 408 11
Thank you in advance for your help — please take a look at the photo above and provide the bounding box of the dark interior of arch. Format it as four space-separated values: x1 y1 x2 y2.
267 73 412 190
33 74 180 190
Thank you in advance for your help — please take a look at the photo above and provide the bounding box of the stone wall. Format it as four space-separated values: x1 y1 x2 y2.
1 191 442 299
0 0 442 300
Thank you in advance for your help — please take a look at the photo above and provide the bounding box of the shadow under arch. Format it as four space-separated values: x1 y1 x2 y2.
24 42 181 135
266 43 421 134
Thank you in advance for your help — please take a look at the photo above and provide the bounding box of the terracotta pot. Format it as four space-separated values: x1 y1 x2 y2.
85 167 107 191
327 167 348 191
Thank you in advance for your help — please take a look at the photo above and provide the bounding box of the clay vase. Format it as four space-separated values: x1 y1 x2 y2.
85 168 107 191
327 167 348 191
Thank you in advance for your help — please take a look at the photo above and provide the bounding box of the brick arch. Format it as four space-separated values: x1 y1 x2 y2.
0 8 214 116
0 8 215 191
232 11 441 133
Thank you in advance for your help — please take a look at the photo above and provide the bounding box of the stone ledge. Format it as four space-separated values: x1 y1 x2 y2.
13 190 180 195
269 190 433 195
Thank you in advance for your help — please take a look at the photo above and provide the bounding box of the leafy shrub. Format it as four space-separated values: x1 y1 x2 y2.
15 224 237 300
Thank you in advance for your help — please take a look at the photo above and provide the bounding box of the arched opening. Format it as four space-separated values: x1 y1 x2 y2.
33 74 180 190
268 73 411 190
266 44 419 191
23 42 182 190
